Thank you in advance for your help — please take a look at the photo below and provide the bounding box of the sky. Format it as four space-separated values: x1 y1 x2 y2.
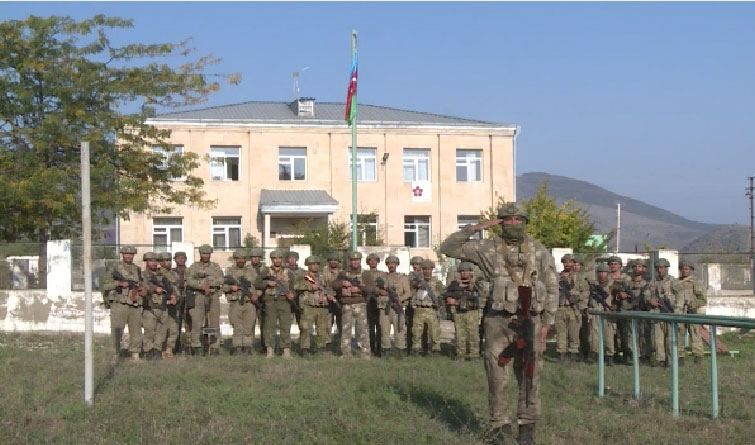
2 2 754 225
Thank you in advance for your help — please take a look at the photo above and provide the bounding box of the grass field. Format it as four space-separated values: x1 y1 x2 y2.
0 332 753 444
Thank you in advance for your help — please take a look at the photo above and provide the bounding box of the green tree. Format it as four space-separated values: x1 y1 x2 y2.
0 15 238 284
481 183 597 250
294 219 352 258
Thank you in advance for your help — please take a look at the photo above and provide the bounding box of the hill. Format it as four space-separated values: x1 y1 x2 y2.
517 172 719 251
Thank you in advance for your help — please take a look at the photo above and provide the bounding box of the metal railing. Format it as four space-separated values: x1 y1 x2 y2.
589 310 755 419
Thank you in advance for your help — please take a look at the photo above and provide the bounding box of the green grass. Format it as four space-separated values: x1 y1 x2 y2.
0 332 753 444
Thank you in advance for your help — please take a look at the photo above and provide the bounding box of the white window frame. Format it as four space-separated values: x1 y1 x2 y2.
151 145 186 181
356 214 379 246
403 149 431 182
278 147 307 181
152 217 183 252
457 215 485 240
347 147 377 182
456 149 483 182
210 146 240 182
404 215 431 248
211 217 242 250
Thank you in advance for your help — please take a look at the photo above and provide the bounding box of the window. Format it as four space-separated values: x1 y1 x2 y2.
210 146 240 181
153 217 183 252
457 215 484 240
356 214 379 246
279 147 307 181
456 149 482 182
151 145 185 181
403 149 430 182
404 216 431 248
348 147 377 181
212 217 242 250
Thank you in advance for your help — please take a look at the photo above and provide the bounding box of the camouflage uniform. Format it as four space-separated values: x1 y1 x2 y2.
608 256 633 362
439 203 558 441
172 253 190 354
335 252 370 358
224 249 258 354
293 256 332 354
678 261 707 360
590 264 616 361
361 253 384 355
626 261 652 361
248 248 269 351
322 252 343 350
142 252 179 359
100 246 144 361
405 256 425 352
556 254 584 359
647 258 683 365
445 261 483 359
186 245 224 354
157 252 181 358
410 260 444 355
378 256 411 354
255 250 295 357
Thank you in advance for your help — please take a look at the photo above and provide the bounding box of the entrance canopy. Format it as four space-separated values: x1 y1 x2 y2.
259 189 339 215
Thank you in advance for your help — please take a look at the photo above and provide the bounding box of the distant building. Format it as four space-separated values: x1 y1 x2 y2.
118 98 517 258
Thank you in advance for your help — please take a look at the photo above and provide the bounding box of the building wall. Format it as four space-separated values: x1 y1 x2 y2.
119 124 515 258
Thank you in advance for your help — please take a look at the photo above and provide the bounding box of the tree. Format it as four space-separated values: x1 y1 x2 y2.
294 219 352 258
481 183 598 250
0 15 238 284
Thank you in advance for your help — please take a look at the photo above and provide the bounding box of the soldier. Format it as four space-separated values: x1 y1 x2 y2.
648 258 683 367
608 256 633 363
678 260 707 364
142 252 177 360
186 244 224 356
323 251 343 352
556 254 585 362
626 260 652 364
406 256 425 352
361 253 384 356
409 260 443 356
445 261 483 360
334 251 370 358
294 256 334 356
224 249 258 356
157 252 180 358
100 245 145 362
248 247 269 352
256 250 296 358
590 263 616 365
286 251 301 272
378 255 411 358
573 255 593 362
172 251 190 355
439 202 558 445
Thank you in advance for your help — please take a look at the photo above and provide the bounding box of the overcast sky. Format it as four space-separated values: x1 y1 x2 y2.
3 2 754 224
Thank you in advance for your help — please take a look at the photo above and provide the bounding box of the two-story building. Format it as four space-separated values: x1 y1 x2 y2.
118 98 518 259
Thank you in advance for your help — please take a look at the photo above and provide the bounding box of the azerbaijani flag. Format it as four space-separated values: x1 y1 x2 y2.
344 31 358 126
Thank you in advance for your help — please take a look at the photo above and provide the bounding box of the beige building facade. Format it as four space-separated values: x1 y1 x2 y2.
119 99 517 259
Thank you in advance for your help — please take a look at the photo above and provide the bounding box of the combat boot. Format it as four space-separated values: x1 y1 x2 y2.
392 348 404 360
300 348 309 358
266 347 274 358
381 348 390 359
130 352 142 363
569 352 579 362
243 346 253 356
485 424 513 445
282 348 291 359
606 355 613 367
678 357 685 367
517 423 535 445
559 352 567 362
233 346 243 356
191 347 203 357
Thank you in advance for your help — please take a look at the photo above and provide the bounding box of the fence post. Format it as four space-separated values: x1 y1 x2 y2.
670 321 679 417
597 314 605 397
631 319 640 400
710 324 719 419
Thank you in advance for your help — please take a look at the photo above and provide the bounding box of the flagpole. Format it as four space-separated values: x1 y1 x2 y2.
350 29 358 251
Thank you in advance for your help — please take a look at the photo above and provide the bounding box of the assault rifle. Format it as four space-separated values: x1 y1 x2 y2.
410 272 439 307
497 286 536 401
589 282 613 312
263 271 300 313
303 274 336 309
376 277 402 317
652 289 675 314
112 270 142 303
147 273 176 311
444 280 480 311
224 275 262 310
611 281 638 310
335 271 362 305
558 275 576 306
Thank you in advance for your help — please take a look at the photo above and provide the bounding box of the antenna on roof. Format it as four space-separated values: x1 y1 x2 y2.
292 67 310 101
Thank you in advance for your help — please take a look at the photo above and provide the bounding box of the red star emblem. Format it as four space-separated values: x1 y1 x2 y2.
412 186 423 197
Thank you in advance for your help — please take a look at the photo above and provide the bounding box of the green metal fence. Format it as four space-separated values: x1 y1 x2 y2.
588 310 755 419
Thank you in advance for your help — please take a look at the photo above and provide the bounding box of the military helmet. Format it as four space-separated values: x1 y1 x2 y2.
560 253 574 263
198 244 213 254
573 254 586 265
143 252 157 261
232 249 246 259
496 202 528 222
157 252 172 261
596 263 610 273
348 251 362 260
173 251 187 259
607 255 622 265
304 255 321 266
679 260 695 270
421 260 435 269
656 258 670 268
270 250 285 259
457 261 474 272
384 255 400 265
366 253 381 263
249 248 265 258
287 251 299 260
410 256 424 266
326 251 342 261
120 245 137 254
626 259 636 268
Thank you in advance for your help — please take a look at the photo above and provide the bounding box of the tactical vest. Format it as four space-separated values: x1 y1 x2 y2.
113 262 143 307
411 276 441 308
300 272 328 307
487 237 547 314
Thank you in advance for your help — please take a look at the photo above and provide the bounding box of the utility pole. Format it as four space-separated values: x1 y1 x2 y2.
81 141 93 406
616 202 621 254
747 177 755 294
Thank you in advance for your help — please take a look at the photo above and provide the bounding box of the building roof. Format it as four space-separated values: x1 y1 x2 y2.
259 189 339 215
150 100 513 129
